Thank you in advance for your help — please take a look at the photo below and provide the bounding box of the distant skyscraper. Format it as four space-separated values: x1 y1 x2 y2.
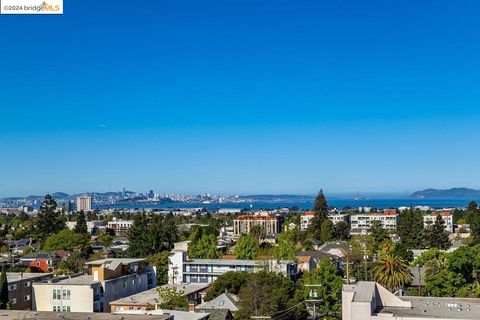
76 196 92 212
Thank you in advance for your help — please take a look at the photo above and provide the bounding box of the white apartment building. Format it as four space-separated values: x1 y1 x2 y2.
107 219 134 236
300 211 349 231
423 212 454 233
76 196 92 212
233 212 281 237
66 220 107 234
32 259 156 313
350 213 399 234
168 250 296 285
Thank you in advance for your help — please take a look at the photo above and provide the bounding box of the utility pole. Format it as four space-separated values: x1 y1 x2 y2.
362 243 369 281
305 284 324 319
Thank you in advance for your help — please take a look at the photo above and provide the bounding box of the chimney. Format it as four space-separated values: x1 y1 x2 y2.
20 271 23 279
188 302 196 313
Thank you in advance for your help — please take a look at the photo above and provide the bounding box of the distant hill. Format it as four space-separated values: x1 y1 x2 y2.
410 188 480 199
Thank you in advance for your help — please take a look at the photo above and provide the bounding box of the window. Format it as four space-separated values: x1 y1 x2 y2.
62 289 71 300
24 295 30 301
8 284 17 291
123 282 127 288
52 289 61 300
10 298 16 305
132 279 135 286
24 282 30 287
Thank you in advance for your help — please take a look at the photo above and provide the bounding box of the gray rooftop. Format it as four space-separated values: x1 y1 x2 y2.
85 258 145 270
34 274 98 286
187 258 262 266
379 296 480 319
198 293 239 312
7 272 53 283
0 310 172 320
110 284 210 307
343 282 376 303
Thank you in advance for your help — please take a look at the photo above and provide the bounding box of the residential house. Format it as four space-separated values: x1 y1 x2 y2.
7 272 53 310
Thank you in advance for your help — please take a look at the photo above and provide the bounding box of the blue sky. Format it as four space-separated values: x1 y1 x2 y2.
1 0 480 197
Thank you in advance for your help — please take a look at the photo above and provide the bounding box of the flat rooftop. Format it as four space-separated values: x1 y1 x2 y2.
35 274 98 286
378 296 480 319
0 310 172 320
110 283 210 306
187 258 262 266
7 272 53 282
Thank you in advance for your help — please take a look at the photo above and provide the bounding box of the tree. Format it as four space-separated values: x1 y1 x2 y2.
425 269 464 297
368 220 389 255
234 234 259 260
274 230 296 260
43 229 90 253
157 287 188 310
0 266 8 309
467 201 480 243
36 194 65 240
413 248 447 267
237 272 293 319
392 243 414 262
426 215 450 250
74 211 88 234
128 214 178 258
249 225 266 241
320 220 334 242
98 233 114 248
188 234 220 259
205 271 250 301
335 221 350 240
397 208 425 249
296 259 343 318
372 254 413 292
307 189 329 240
147 251 170 285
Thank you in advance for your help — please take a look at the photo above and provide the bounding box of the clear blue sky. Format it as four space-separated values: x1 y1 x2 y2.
1 0 480 197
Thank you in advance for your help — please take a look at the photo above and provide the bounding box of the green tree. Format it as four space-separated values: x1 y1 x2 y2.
425 269 464 297
234 234 259 260
392 243 414 262
249 225 266 241
98 233 114 248
426 215 450 250
372 254 413 292
237 272 293 320
335 221 350 240
36 194 65 240
274 230 296 260
320 220 334 242
307 189 329 240
0 266 8 309
157 287 188 310
467 201 480 243
296 259 343 318
368 220 389 255
413 248 447 267
74 211 88 234
188 234 220 259
43 229 90 253
147 251 170 285
205 271 250 301
397 208 425 249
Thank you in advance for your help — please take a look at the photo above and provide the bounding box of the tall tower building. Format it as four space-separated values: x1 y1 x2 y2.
76 196 92 212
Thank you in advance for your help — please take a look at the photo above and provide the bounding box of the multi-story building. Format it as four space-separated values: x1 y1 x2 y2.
350 212 399 234
32 258 156 313
107 219 134 236
233 212 281 237
168 250 296 285
66 220 107 235
300 211 350 231
300 211 315 231
343 281 480 320
76 196 92 212
7 272 53 310
423 211 454 233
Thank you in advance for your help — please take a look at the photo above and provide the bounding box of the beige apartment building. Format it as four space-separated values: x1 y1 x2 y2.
32 258 156 313
233 212 281 237
76 196 92 212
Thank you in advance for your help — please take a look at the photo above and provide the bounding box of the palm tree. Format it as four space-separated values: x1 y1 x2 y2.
424 257 448 278
372 254 413 292
249 225 266 241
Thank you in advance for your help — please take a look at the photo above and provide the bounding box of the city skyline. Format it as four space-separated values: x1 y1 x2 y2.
2 0 480 196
